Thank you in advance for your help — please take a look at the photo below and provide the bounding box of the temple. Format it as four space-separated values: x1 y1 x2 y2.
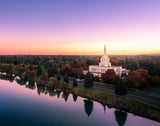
83 45 128 77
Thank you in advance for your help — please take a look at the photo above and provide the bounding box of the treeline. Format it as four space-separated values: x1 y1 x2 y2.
0 55 160 90
0 55 160 76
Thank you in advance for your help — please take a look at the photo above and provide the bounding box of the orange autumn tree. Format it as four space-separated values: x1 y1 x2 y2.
126 68 155 89
61 64 71 75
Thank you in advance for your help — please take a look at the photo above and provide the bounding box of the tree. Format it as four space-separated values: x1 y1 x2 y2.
73 79 78 87
56 74 61 81
61 81 69 91
101 69 117 84
126 69 154 89
49 77 58 85
0 64 15 75
29 64 33 71
47 66 57 77
37 65 42 76
40 73 49 82
115 79 127 96
15 65 25 77
63 74 69 83
25 70 35 81
84 72 93 88
62 64 71 75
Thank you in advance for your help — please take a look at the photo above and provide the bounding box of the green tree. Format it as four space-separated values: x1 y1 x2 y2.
15 66 25 77
56 74 61 81
63 74 69 83
73 79 78 87
84 72 93 88
29 64 33 71
115 79 127 96
49 77 58 85
37 65 42 76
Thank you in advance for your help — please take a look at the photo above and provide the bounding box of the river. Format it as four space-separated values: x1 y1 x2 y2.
0 77 159 126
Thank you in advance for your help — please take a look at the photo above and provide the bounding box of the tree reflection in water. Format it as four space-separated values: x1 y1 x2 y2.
114 109 127 126
15 78 27 86
0 74 14 82
72 94 78 102
56 91 61 99
48 87 56 97
101 103 106 114
26 81 35 90
37 84 45 95
62 92 70 102
84 99 93 117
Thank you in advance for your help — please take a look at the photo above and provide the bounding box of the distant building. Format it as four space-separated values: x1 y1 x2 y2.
83 45 129 77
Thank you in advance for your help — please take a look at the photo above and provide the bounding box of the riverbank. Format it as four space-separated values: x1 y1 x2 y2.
36 79 160 122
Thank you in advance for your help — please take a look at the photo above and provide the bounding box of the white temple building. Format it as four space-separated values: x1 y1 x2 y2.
83 45 129 77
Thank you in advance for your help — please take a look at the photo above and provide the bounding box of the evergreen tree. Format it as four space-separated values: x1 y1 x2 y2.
56 74 61 81
37 65 42 76
73 79 78 87
115 79 127 96
63 74 69 83
84 72 93 88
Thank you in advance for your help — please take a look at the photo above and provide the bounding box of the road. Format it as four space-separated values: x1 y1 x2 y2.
69 78 160 108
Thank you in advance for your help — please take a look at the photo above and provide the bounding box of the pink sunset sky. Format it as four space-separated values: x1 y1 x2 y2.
0 0 160 55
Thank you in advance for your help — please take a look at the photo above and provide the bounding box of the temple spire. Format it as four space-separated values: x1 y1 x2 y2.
104 44 106 55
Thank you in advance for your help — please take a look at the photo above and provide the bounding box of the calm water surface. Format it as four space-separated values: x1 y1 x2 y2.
0 78 159 126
